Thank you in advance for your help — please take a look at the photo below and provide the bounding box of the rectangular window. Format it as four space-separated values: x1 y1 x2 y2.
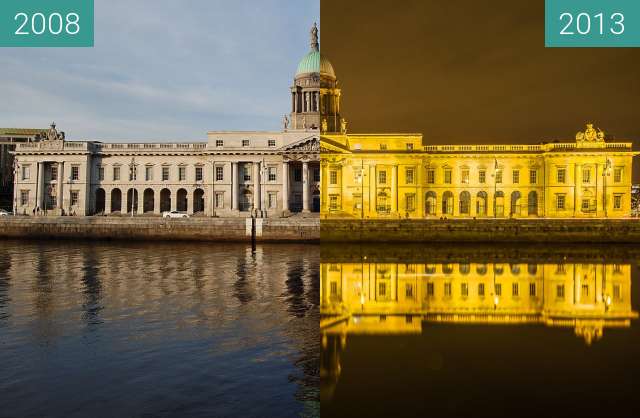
216 139 224 147
242 139 250 147
215 192 224 209
614 167 622 183
216 166 224 181
329 170 337 185
581 284 589 297
162 167 170 181
330 282 337 296
461 283 468 297
582 168 591 183
529 283 536 297
405 194 415 212
479 170 486 184
529 169 537 184
405 284 414 298
581 199 590 211
195 167 203 182
329 195 339 210
179 167 186 181
98 166 105 181
70 190 79 206
378 282 387 297
614 194 622 210
495 170 502 184
613 284 621 300
21 165 30 180
444 169 452 184
268 167 277 182
378 170 387 184
243 166 251 181
50 165 58 181
380 144 387 150
478 283 485 297
556 194 565 210
512 170 519 184
314 168 320 182
294 168 302 182
129 165 137 181
495 283 502 296
427 282 434 297
557 284 565 299
427 169 435 184
268 192 277 209
444 282 452 297
512 283 519 297
268 139 276 147
113 166 120 181
71 166 79 181
557 168 566 183
406 168 414 184
20 190 29 206
461 169 469 184
146 166 153 181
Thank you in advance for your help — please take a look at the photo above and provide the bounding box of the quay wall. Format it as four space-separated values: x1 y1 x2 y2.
0 217 319 242
321 219 640 243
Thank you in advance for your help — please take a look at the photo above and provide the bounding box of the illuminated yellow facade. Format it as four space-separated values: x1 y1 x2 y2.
319 55 636 219
321 261 637 345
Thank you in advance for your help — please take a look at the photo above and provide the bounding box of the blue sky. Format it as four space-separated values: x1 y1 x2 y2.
0 0 319 141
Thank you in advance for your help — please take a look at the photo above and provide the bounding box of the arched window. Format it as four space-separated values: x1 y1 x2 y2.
477 191 488 217
476 264 488 275
442 191 454 215
425 191 436 216
528 191 538 216
511 191 521 217
459 191 471 215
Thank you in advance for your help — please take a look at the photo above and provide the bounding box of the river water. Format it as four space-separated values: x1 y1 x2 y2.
0 240 319 418
321 244 640 418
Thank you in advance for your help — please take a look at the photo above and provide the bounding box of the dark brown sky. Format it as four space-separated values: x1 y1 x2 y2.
321 0 640 147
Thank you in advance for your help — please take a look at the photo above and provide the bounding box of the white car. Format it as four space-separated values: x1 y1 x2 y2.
162 210 189 219
0 209 12 217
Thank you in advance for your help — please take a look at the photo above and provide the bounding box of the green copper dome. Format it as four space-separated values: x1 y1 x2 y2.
295 50 335 78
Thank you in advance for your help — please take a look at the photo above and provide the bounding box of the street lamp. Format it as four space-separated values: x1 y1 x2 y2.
129 157 137 217
12 159 19 215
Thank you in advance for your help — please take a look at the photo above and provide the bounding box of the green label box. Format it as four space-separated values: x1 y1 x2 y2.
546 0 640 47
0 0 94 47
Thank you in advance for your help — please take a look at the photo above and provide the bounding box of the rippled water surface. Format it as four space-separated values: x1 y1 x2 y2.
0 240 319 418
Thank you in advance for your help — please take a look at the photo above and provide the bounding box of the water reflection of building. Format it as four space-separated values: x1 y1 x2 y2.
321 262 637 345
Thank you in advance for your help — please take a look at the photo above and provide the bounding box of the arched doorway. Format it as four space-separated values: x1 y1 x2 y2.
528 191 538 216
111 188 122 213
160 188 171 212
495 191 504 217
477 191 488 217
459 191 471 215
442 191 453 216
177 188 188 212
126 189 138 214
312 189 320 212
239 188 252 212
193 188 205 213
143 188 154 213
511 191 521 217
95 188 105 214
425 191 436 216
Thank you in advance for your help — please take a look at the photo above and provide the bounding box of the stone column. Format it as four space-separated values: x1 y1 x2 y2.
302 161 310 212
391 165 398 215
321 162 327 213
105 189 112 215
154 189 161 214
253 162 261 211
57 162 64 210
232 162 239 211
35 162 45 211
369 165 376 216
138 189 145 215
282 161 289 212
187 189 194 215
170 189 177 212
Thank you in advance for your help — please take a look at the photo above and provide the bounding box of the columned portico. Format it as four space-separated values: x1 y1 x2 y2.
282 161 289 212
302 161 310 212
57 162 64 211
253 162 261 212
232 162 239 211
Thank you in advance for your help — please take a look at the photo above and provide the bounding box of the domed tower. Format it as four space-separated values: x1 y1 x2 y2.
290 23 341 132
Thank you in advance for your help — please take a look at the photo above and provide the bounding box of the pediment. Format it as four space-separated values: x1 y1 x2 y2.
281 136 319 153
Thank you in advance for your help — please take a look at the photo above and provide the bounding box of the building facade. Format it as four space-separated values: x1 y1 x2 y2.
12 30 321 217
319 63 636 219
0 128 46 210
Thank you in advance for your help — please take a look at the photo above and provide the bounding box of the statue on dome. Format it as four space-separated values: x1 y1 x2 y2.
321 118 328 133
282 114 289 131
340 118 348 134
310 23 319 51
